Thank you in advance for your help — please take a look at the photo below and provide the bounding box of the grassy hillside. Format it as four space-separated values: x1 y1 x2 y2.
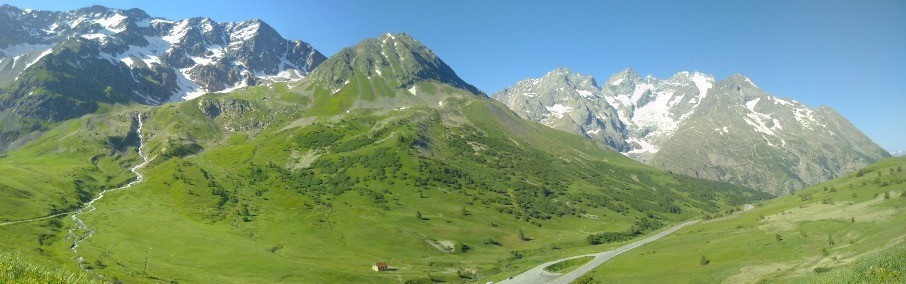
0 106 143 265
815 243 905 283
76 91 767 283
0 80 769 283
581 156 906 283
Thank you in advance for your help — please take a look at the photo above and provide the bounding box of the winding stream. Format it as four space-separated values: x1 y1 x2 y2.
67 113 150 269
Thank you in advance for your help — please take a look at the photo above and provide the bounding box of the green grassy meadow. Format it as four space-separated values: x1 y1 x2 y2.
0 82 767 283
582 157 906 283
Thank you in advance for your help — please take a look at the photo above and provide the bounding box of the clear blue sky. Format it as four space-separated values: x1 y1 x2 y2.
5 0 906 152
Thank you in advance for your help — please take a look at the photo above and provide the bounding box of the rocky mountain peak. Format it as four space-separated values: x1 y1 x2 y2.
493 67 629 151
616 67 639 78
538 67 599 90
495 67 890 193
604 67 645 88
722 73 759 88
714 74 763 101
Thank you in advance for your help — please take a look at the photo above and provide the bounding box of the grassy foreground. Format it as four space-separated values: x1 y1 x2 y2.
815 244 905 283
581 156 906 283
0 252 101 284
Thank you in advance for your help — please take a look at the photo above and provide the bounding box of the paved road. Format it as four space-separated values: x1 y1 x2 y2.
500 204 755 284
500 220 699 284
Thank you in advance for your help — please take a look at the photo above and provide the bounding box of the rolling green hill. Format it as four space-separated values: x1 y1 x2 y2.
580 156 906 283
0 33 770 283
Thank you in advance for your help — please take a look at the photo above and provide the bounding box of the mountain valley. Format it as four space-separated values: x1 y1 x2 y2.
0 4 902 284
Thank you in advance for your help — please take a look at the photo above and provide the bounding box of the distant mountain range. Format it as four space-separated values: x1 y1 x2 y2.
1 4 899 284
0 4 890 195
0 4 325 151
495 68 890 193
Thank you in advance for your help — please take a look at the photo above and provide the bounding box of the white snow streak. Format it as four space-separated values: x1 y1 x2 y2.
230 22 260 44
631 83 653 102
626 137 659 155
744 77 757 88
23 48 53 70
545 104 573 119
690 72 713 97
745 98 761 111
576 89 594 98
94 13 128 33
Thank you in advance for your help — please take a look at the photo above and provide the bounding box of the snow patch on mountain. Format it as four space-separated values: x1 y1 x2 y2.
215 80 249 94
189 45 225 66
230 21 260 43
163 20 191 45
93 13 127 33
23 48 53 70
175 68 205 100
98 36 169 67
546 104 572 119
743 111 783 136
626 137 658 155
150 18 175 25
633 90 679 135
81 33 109 41
690 72 713 96
744 77 758 87
576 89 594 98
257 69 305 81
631 83 654 102
744 99 782 138
771 97 794 106
746 98 761 111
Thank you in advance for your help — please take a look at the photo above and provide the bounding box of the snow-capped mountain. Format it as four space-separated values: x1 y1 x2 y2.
601 68 716 161
494 67 628 151
494 68 890 193
495 68 717 161
0 4 325 102
0 4 325 152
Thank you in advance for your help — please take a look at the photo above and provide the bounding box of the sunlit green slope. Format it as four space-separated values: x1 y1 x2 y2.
582 156 906 283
